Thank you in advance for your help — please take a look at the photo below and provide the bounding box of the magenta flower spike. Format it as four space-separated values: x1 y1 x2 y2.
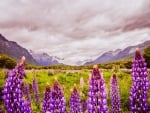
87 65 109 113
130 48 149 113
69 85 82 113
42 83 51 113
49 79 66 113
110 74 121 113
3 56 32 113
23 82 31 105
32 76 40 108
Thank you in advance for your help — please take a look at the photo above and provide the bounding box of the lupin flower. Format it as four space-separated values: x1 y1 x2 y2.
0 108 2 113
81 99 87 113
110 74 121 113
87 65 109 113
49 79 66 113
69 85 82 113
2 56 32 113
130 48 149 113
42 83 51 113
23 82 31 104
32 76 40 108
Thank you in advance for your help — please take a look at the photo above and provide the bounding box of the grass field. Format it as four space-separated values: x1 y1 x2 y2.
0 68 134 113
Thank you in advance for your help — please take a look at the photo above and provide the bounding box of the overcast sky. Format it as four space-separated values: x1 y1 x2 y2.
0 0 150 65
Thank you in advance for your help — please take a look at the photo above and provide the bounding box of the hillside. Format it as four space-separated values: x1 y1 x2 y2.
0 34 37 65
85 40 150 65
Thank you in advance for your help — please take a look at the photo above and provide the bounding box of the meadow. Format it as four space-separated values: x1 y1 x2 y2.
0 68 133 113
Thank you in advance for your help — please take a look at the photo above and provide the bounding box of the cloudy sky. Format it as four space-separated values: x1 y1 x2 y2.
0 0 150 65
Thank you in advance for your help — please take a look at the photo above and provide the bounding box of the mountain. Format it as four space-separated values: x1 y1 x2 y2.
0 34 37 64
30 50 61 66
85 40 150 65
76 59 93 66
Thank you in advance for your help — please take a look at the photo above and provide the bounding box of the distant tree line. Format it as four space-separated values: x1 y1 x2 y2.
25 59 133 70
0 54 16 69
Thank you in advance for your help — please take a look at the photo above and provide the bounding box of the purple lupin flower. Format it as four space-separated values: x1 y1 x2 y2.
130 48 149 113
81 99 87 113
0 108 2 113
23 82 31 104
49 79 66 113
42 83 51 113
87 65 109 113
69 85 82 113
32 76 40 108
110 74 121 113
2 56 32 113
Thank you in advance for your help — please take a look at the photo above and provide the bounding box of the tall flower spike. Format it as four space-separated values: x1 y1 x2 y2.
87 65 109 113
0 108 2 113
130 48 149 113
42 83 51 113
49 80 66 113
110 74 121 113
2 56 32 113
32 76 40 109
81 99 87 113
23 82 31 104
69 85 82 113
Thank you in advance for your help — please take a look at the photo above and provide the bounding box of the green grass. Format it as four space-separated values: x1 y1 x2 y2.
0 69 132 113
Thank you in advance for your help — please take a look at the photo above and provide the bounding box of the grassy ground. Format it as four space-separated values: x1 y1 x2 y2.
0 68 132 113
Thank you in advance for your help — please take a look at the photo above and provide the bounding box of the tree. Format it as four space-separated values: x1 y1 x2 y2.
143 46 150 68
0 54 16 69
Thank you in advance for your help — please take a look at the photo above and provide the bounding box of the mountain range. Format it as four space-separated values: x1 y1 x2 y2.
0 34 61 66
0 33 150 66
29 50 62 66
0 34 37 64
84 40 150 65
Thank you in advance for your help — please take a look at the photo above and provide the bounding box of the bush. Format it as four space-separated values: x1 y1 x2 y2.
0 54 16 69
143 46 150 68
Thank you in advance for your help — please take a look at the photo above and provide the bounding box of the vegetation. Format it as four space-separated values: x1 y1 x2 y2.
25 58 133 70
0 47 150 113
0 54 16 69
0 68 132 113
144 45 150 68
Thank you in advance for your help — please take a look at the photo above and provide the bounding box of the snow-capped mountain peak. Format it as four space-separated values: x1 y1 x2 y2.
29 50 62 66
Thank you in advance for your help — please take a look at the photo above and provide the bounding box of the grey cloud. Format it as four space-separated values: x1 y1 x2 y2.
0 0 150 65
122 11 150 31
